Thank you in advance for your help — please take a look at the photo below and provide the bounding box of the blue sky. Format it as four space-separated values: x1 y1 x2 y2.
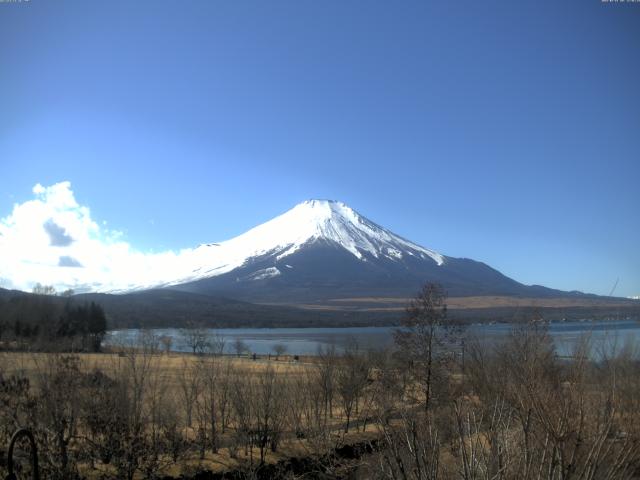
1 0 639 296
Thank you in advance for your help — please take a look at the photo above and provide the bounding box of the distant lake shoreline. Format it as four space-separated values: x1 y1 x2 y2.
105 318 640 357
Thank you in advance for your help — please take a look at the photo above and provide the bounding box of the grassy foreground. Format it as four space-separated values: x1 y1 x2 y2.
0 347 384 479
2 318 640 479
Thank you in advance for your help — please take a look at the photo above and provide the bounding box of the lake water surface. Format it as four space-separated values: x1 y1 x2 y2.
105 319 640 357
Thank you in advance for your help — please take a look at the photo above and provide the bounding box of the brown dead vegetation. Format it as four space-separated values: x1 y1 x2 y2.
1 284 640 479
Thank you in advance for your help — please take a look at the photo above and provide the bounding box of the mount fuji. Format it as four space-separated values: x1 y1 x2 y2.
8 198 631 329
144 199 570 303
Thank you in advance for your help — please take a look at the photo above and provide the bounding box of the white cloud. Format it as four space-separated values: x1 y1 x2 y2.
0 182 191 293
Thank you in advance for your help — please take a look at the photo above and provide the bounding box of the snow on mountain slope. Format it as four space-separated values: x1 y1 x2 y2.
96 200 577 301
1 187 597 300
161 199 444 287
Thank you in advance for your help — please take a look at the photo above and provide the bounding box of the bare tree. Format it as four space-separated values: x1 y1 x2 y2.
273 343 287 361
159 335 173 354
454 322 640 480
112 338 158 480
177 358 200 429
207 331 226 356
34 354 82 479
0 362 33 459
317 344 338 426
217 359 233 434
337 341 369 433
194 355 224 454
394 283 453 413
181 325 210 355
233 338 248 357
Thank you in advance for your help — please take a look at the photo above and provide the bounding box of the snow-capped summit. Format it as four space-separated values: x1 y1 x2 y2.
227 199 444 264
168 199 444 287
110 199 552 302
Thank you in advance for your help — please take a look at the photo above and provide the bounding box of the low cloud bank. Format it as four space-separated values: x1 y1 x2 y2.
0 182 192 293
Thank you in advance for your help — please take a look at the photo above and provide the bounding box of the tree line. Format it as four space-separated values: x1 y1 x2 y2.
0 285 107 352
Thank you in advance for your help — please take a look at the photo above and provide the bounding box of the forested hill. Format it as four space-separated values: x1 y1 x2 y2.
0 287 398 333
74 289 398 328
0 287 107 351
2 288 638 334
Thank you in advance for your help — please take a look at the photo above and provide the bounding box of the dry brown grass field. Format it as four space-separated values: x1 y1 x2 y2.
0 348 385 479
0 351 312 382
266 295 639 314
2 300 640 479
